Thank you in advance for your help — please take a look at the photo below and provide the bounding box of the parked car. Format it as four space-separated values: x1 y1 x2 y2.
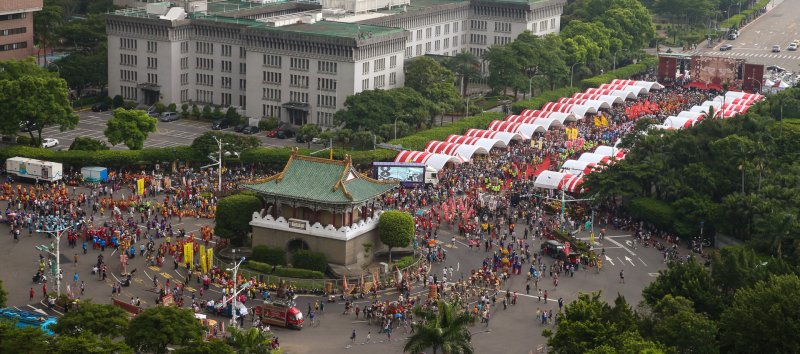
211 119 230 130
727 31 739 40
772 45 781 52
159 112 179 122
234 123 248 132
311 137 325 145
241 126 260 134
91 102 110 112
295 135 306 143
276 130 295 139
788 43 798 51
42 138 59 148
266 128 280 138
720 44 733 51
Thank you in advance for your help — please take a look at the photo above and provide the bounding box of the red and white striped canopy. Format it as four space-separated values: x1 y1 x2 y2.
464 129 525 145
571 93 624 106
424 141 489 160
520 109 553 118
609 79 664 91
598 84 649 96
556 98 612 110
394 151 464 171
584 88 637 100
562 175 585 193
445 134 507 149
514 111 579 124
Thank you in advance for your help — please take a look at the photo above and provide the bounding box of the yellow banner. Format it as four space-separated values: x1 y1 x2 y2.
601 115 608 127
207 248 213 270
137 179 145 195
184 244 191 267
200 254 207 273
594 117 601 127
187 244 193 270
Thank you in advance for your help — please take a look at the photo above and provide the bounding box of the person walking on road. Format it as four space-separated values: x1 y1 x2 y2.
619 269 625 284
29 287 35 302
350 330 356 343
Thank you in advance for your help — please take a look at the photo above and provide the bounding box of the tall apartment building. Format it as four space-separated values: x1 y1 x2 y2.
0 0 42 61
107 0 563 127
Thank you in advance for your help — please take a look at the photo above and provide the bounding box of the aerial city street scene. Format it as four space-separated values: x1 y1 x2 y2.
1 0 799 353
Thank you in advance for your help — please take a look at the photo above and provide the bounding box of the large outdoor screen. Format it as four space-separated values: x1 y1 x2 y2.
375 165 425 183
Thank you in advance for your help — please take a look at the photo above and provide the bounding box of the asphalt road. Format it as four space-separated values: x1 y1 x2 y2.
0 178 677 353
39 110 303 151
686 0 800 73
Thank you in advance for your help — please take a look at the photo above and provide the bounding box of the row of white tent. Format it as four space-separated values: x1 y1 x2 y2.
392 80 662 181
655 91 764 130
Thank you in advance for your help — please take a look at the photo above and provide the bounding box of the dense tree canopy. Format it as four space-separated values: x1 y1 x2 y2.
334 88 439 132
125 306 203 354
104 108 158 150
378 210 415 264
51 302 130 338
404 56 461 112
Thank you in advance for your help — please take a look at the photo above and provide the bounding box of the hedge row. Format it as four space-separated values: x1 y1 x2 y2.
245 260 325 279
0 145 201 168
291 249 328 273
579 56 658 90
720 0 769 30
251 245 287 266
394 255 418 270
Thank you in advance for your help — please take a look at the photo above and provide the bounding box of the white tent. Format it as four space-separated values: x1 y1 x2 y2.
560 159 598 176
677 111 704 120
663 116 695 129
464 129 525 145
514 111 579 123
571 93 625 106
394 151 464 171
578 153 612 165
424 141 489 161
583 88 638 101
598 84 649 96
610 79 665 91
557 98 612 111
487 120 549 139
445 134 506 149
540 102 598 117
534 171 568 190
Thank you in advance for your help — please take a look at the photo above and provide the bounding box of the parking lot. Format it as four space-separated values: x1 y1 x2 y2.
40 110 303 150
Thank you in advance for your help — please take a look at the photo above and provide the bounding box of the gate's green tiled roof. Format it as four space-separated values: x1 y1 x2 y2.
244 148 397 204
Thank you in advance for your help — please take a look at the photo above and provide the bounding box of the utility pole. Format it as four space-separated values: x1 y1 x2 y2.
212 136 223 191
36 219 81 297
227 250 246 328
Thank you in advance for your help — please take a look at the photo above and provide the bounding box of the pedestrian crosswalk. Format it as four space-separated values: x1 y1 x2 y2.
687 50 800 60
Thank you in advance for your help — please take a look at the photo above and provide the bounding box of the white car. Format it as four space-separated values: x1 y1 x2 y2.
42 138 59 148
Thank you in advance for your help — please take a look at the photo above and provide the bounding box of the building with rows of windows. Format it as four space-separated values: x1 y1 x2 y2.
107 0 563 127
0 0 42 61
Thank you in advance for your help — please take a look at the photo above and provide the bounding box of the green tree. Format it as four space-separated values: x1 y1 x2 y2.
642 258 723 318
0 280 6 308
112 95 125 108
251 245 287 266
585 331 665 354
225 107 242 125
33 5 63 66
0 322 50 353
174 339 235 354
104 108 158 150
444 51 481 97
201 105 213 120
0 59 79 144
226 327 279 354
125 306 203 354
215 193 262 246
719 274 800 353
69 136 109 151
190 131 260 159
334 88 436 131
51 302 129 338
298 124 321 148
191 104 201 119
51 332 133 354
484 45 524 95
352 131 375 149
404 300 474 354
510 32 567 96
643 295 718 354
56 14 106 50
52 44 108 96
378 210 414 264
404 56 460 112
543 292 638 353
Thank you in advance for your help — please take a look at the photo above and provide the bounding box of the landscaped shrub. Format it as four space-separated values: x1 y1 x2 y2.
251 245 287 266
244 260 325 279
214 194 262 246
291 250 329 273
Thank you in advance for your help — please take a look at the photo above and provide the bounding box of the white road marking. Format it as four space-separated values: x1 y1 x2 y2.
604 255 615 266
605 236 636 256
616 257 624 266
624 256 636 267
648 273 659 277
639 257 648 267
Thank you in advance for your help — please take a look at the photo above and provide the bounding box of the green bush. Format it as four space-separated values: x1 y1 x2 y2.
579 56 658 90
72 95 108 108
214 194 262 246
291 250 328 273
245 260 325 279
251 245 287 266
0 145 199 168
394 256 417 270
69 137 109 151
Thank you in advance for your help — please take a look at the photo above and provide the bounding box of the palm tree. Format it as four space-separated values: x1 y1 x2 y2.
226 327 277 354
33 6 63 66
404 300 474 354
445 51 481 97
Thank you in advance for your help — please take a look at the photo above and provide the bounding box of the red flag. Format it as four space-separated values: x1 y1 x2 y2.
343 273 348 291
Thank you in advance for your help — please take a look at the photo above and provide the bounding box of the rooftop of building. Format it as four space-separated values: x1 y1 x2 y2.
244 148 397 205
251 19 404 39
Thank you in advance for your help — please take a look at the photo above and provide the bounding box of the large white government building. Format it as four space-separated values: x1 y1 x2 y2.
107 0 564 126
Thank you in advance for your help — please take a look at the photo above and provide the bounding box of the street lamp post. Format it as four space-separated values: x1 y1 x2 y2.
752 79 762 93
227 251 246 328
529 76 534 99
212 136 223 191
613 50 627 72
570 62 583 88
36 219 81 297
393 116 399 141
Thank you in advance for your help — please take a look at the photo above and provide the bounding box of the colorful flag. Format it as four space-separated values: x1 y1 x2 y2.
137 178 145 195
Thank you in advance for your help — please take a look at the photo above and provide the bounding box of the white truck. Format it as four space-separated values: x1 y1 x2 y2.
373 162 439 187
5 157 63 183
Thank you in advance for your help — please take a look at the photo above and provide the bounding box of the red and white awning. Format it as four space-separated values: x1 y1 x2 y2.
424 141 489 161
597 84 649 96
394 151 464 171
557 97 612 111
609 79 665 91
560 159 600 176
464 129 525 145
540 102 597 117
584 88 637 100
514 111 579 124
571 93 625 106
487 121 547 139
445 134 506 149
